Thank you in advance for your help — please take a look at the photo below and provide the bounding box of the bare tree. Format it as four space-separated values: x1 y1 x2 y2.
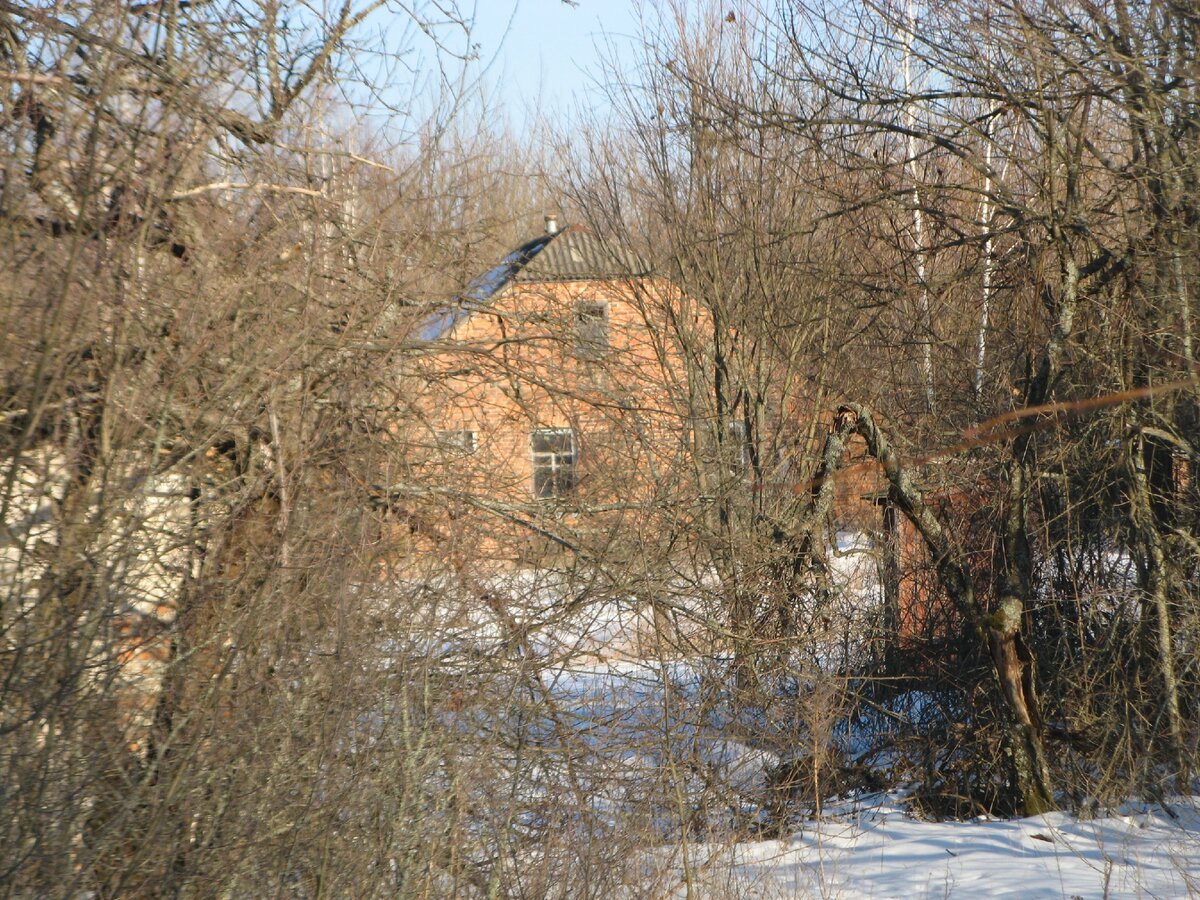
567 0 1200 817
0 2 584 895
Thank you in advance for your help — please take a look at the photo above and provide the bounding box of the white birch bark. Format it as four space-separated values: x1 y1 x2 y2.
975 122 995 401
902 0 934 412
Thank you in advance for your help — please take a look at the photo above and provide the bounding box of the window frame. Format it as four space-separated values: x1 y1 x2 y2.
572 300 610 359
726 420 752 471
435 429 478 456
531 427 578 499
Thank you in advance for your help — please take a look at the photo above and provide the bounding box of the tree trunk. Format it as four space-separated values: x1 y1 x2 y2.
1129 432 1189 786
838 403 1055 814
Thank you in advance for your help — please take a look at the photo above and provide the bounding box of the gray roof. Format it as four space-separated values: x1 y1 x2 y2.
418 225 649 341
514 225 650 283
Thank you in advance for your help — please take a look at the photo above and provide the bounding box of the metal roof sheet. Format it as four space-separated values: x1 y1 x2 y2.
417 225 648 341
514 225 650 282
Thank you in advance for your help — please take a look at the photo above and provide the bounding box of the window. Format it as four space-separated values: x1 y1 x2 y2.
436 429 477 455
531 428 577 498
573 301 609 358
727 420 751 471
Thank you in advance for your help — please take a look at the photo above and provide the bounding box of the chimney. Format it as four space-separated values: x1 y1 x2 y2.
544 214 560 235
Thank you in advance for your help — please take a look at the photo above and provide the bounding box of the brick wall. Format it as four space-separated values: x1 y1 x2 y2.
408 277 901 572
407 277 702 559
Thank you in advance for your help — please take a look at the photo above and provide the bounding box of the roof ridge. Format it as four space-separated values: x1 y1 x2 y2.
417 225 648 341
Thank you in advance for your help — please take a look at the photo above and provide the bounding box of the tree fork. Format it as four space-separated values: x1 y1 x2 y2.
833 402 1055 814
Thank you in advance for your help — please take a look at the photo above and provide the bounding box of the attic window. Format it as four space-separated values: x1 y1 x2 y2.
727 420 751 471
436 430 477 455
531 428 577 499
573 301 609 358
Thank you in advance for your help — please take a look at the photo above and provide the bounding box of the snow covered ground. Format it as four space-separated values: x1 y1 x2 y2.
381 531 883 669
370 556 1200 898
653 797 1200 899
542 657 1200 898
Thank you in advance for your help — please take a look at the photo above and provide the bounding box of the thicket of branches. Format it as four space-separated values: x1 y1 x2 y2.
2 0 1198 896
570 0 1200 820
0 1 572 894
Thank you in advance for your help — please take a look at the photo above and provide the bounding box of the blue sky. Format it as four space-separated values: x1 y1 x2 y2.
469 1 644 124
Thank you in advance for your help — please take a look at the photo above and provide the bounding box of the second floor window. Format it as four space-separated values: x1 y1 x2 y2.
531 428 577 498
727 420 751 472
436 430 477 455
573 301 609 358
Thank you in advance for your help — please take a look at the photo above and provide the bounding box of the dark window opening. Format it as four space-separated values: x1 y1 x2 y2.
532 428 578 498
727 420 751 471
573 301 609 358
436 430 477 455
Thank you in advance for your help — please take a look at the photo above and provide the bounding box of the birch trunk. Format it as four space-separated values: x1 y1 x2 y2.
902 0 934 413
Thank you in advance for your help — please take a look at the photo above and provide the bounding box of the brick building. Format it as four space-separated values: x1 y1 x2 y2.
410 220 709 563
406 219 963 646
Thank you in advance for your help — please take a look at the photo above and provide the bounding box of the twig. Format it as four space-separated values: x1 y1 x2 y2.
168 182 325 201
